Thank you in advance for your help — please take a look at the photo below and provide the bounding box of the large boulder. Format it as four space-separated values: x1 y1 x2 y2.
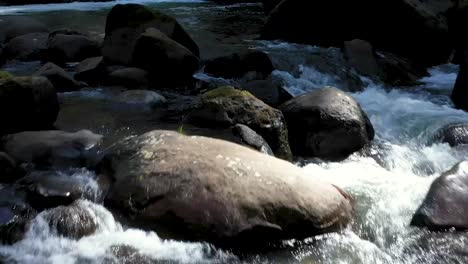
46 31 100 64
102 4 199 65
411 161 468 230
452 57 468 111
99 130 353 246
0 184 36 244
42 200 98 239
280 87 374 161
34 62 81 92
1 130 102 169
242 78 292 107
0 17 48 43
131 28 199 86
0 75 59 135
204 49 274 79
188 86 292 160
262 0 451 68
3 32 48 61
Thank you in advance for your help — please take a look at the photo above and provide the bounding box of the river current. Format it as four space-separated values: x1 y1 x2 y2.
1 1 467 263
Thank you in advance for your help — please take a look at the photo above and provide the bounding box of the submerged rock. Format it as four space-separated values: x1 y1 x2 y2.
0 75 58 135
411 161 468 230
188 86 292 160
0 184 36 244
99 130 353 246
280 87 374 161
102 3 199 65
34 62 81 92
43 201 98 239
1 130 102 169
433 123 468 147
204 49 274 79
115 90 167 110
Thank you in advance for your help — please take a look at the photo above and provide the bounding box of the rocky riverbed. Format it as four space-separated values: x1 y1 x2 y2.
0 0 468 263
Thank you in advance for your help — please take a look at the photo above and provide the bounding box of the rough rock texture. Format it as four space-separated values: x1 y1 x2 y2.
433 123 468 147
0 76 59 135
102 4 199 65
188 86 292 160
99 130 353 246
280 87 374 161
411 161 468 230
44 201 98 239
34 62 81 92
2 130 102 169
0 184 36 244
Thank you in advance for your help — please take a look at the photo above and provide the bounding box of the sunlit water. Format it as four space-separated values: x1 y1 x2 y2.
1 1 468 263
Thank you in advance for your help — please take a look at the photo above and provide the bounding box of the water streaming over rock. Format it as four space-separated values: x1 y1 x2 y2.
1 1 468 263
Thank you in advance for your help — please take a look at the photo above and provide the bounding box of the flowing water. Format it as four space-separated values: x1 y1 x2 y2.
1 1 468 263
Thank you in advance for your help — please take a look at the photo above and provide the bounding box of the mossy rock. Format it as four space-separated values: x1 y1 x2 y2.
202 86 253 101
0 71 12 80
191 86 293 161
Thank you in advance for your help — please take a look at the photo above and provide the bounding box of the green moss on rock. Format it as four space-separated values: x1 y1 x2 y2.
202 86 253 101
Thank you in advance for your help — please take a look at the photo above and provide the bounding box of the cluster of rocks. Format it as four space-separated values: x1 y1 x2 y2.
0 3 376 248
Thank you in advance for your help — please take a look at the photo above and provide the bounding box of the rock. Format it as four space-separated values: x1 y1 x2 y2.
99 130 353 246
343 39 382 79
188 86 292 160
204 50 274 79
242 78 292 107
262 0 282 12
17 170 103 210
452 57 468 111
279 87 374 161
3 32 48 61
74 56 106 85
0 0 112 5
0 76 59 135
411 161 468 230
107 67 148 89
0 152 23 183
0 46 4 66
102 3 199 65
46 32 100 65
105 245 154 264
34 62 81 92
131 28 200 86
433 123 468 147
0 184 36 244
447 2 468 64
43 201 98 239
262 0 451 68
0 17 48 43
376 51 427 86
231 124 273 155
1 130 102 169
115 90 167 110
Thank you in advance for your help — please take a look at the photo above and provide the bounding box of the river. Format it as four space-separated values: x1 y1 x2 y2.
1 1 467 263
